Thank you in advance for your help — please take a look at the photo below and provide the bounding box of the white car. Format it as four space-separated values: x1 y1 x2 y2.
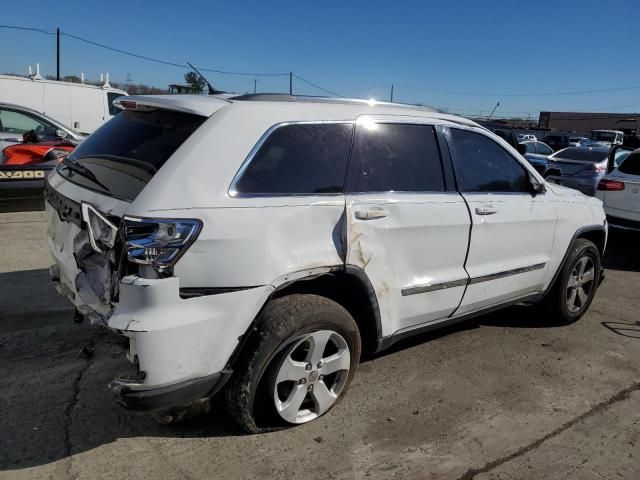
45 94 607 431
596 148 640 231
517 133 537 142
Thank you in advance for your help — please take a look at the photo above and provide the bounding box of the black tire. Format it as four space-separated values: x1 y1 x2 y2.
542 238 601 324
225 294 361 433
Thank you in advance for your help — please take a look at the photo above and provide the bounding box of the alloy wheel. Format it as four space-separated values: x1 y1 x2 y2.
566 256 595 313
272 330 351 424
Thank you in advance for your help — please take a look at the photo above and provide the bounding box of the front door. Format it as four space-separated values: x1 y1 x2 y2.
345 118 471 337
446 127 557 315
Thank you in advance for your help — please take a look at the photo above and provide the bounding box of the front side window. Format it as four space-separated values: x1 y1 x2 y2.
450 128 530 193
107 92 124 116
233 123 353 195
0 109 53 135
350 123 445 192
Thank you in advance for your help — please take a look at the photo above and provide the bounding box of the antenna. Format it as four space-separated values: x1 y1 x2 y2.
186 62 225 95
487 101 500 120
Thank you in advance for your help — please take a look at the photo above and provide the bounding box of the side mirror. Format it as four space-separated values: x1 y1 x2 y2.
55 129 68 139
516 143 527 155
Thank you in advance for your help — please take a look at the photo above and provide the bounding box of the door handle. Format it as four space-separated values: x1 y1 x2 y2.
354 208 388 220
475 205 498 216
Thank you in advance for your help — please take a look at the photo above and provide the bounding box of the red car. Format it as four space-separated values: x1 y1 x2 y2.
1 133 77 195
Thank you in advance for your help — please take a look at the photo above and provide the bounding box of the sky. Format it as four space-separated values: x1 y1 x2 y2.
1 0 639 119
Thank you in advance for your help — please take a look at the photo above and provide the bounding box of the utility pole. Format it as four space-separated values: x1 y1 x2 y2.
390 84 394 102
254 78 257 94
289 72 293 95
56 28 60 81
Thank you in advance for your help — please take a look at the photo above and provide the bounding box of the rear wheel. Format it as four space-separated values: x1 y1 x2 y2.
542 238 601 324
225 294 361 433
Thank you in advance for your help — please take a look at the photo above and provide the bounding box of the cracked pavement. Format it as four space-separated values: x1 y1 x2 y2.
1 210 639 480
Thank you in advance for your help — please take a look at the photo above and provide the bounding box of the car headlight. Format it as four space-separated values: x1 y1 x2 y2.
123 216 202 267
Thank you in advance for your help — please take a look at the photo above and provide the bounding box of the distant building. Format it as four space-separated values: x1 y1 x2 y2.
539 111 640 135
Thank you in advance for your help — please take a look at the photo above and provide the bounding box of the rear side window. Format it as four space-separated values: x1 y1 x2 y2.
350 123 445 192
450 128 529 193
59 109 206 201
618 152 640 175
233 123 352 195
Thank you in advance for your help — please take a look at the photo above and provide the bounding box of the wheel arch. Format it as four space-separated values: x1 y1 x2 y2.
226 266 382 371
543 225 606 299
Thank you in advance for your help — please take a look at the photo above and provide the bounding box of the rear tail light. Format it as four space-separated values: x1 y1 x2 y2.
588 163 607 172
123 216 202 269
597 179 625 191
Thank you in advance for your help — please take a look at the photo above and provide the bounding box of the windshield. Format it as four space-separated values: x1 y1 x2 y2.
58 109 206 201
552 147 609 162
590 131 616 142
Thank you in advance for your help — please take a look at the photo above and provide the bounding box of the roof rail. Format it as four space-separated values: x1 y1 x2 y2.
229 93 437 111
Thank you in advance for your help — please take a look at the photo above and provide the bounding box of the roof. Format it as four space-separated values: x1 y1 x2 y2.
117 93 481 128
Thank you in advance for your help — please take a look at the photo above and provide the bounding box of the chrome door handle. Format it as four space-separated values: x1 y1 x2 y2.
354 208 388 220
475 206 497 215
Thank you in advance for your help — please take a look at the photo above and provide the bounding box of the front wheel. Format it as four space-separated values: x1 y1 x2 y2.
542 238 601 324
225 294 361 433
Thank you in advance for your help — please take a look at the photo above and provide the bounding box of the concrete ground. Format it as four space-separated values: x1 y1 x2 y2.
1 210 639 480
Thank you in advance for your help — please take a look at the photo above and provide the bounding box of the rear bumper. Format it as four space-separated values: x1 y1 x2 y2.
110 371 232 412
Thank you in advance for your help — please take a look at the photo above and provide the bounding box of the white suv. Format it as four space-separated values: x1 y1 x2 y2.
46 94 607 432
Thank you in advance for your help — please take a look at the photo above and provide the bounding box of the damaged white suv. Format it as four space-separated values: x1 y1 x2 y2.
46 94 607 432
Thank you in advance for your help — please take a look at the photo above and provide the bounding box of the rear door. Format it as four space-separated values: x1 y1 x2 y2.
446 127 557 315
345 117 471 337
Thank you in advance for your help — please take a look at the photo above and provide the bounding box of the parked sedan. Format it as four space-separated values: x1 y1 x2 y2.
596 149 640 231
0 103 84 151
546 146 631 196
517 141 561 178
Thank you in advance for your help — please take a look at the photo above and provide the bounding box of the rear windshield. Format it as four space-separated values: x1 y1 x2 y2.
58 109 206 201
553 148 608 162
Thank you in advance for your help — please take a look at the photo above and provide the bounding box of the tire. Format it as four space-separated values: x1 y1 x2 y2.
542 238 601 324
225 294 361 433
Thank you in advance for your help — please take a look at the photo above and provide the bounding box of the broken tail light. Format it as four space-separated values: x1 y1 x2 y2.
123 216 202 269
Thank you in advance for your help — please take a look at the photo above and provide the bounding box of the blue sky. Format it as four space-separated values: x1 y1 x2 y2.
1 0 639 118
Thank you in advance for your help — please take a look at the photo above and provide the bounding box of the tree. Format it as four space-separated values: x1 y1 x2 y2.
184 71 206 94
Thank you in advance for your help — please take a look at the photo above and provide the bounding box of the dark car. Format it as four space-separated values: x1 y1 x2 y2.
516 141 561 178
542 134 572 151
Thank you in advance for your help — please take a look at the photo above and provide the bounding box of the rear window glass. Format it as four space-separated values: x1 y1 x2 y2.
59 109 206 201
233 123 352 195
553 148 608 162
618 152 640 175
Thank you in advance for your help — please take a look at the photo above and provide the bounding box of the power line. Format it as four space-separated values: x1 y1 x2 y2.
293 74 341 97
0 24 289 77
